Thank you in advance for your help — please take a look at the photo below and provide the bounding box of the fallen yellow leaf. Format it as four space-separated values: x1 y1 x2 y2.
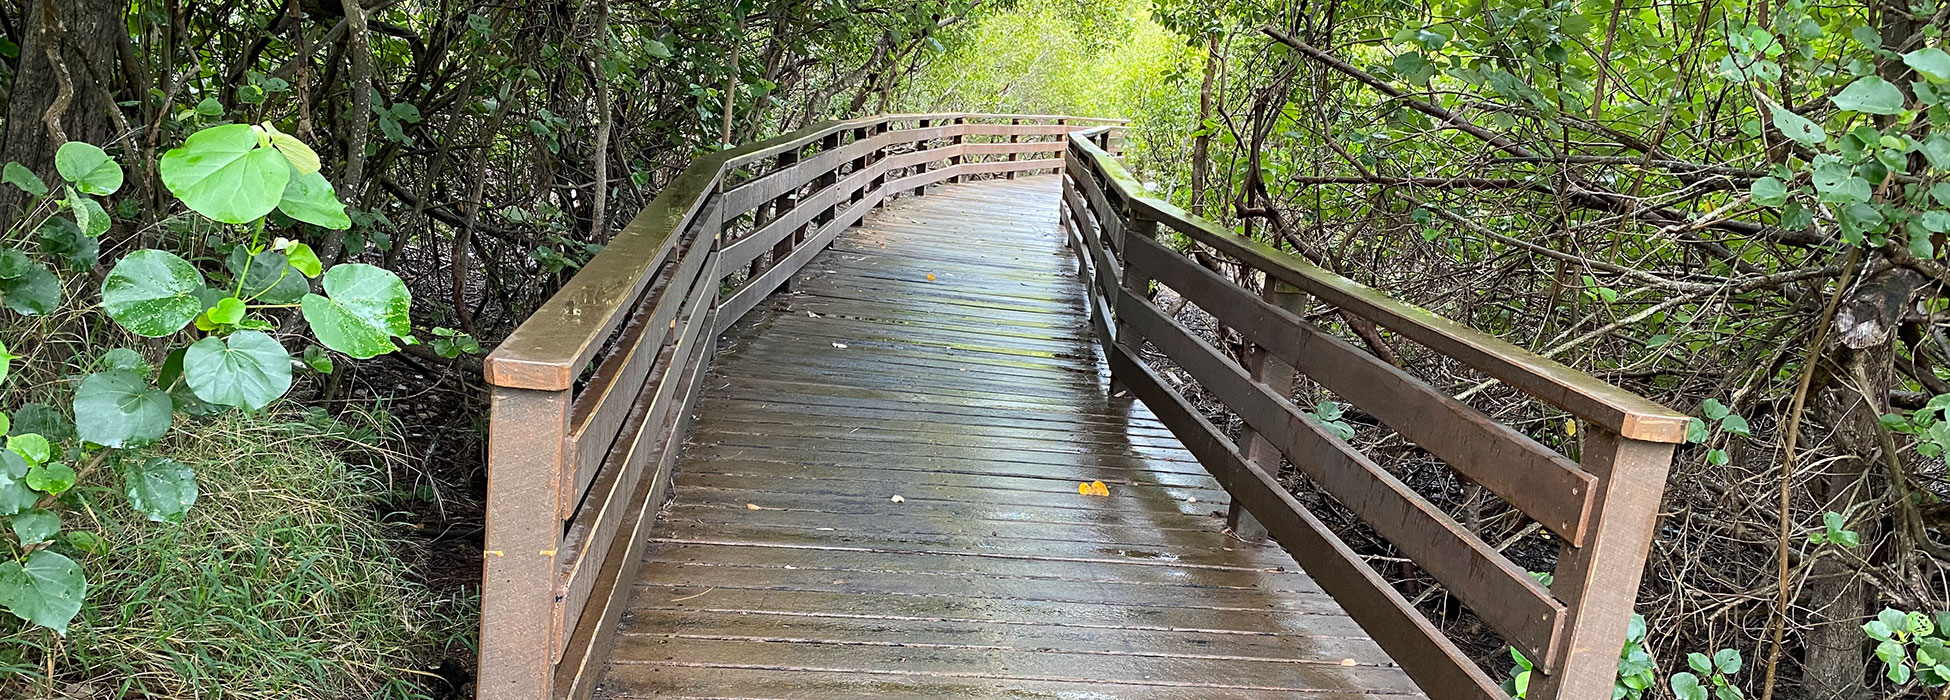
746 503 763 510
1078 480 1109 497
926 274 936 281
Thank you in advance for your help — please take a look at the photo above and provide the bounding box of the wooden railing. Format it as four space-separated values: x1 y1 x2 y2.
477 113 1123 700
1061 127 1690 700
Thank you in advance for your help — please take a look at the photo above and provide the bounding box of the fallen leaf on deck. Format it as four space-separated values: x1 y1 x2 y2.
890 494 905 503
832 342 848 349
1078 480 1110 497
1339 659 1358 666
926 274 935 281
746 503 764 510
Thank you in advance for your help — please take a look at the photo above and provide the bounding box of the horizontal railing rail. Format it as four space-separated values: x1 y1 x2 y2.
478 113 1123 700
1061 127 1686 700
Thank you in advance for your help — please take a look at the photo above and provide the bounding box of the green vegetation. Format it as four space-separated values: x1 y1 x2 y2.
0 406 466 698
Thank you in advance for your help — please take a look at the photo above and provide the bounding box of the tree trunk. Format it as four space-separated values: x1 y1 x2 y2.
1 0 122 223
1189 32 1218 217
1800 265 1922 699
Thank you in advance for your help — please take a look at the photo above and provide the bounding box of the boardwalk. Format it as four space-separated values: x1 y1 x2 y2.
592 177 1420 698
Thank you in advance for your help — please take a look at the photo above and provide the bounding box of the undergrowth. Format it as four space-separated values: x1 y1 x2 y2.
0 405 472 700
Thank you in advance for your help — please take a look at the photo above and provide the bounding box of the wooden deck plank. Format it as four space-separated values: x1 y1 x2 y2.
595 176 1421 698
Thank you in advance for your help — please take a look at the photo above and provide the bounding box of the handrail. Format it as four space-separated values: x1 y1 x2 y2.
1062 127 1685 700
478 113 1120 700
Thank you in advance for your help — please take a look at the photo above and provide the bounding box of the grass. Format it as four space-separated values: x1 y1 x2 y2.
0 405 474 700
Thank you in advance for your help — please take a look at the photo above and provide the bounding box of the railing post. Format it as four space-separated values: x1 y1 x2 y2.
912 118 931 196
1006 118 1021 180
1230 277 1310 542
768 146 801 293
815 131 842 236
1108 209 1155 396
948 116 966 183
871 121 891 208
850 125 870 205
1527 428 1675 700
479 385 571 700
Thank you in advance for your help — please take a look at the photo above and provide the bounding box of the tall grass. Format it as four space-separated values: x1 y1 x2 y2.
0 405 473 700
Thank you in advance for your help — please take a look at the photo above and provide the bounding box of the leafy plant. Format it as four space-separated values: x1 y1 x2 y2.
0 125 412 637
1865 607 1950 686
1305 399 1356 440
1503 613 1655 699
1670 648 1745 700
1687 399 1750 466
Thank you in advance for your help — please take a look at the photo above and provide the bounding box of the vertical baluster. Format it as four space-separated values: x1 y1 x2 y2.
948 116 966 183
850 125 870 205
479 385 572 700
1006 117 1021 179
1109 208 1155 396
1230 276 1310 542
870 120 891 209
815 131 842 236
1528 429 1675 700
767 145 801 294
913 118 932 196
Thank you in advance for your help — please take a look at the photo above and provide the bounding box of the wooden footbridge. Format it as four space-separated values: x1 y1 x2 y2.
478 114 1690 700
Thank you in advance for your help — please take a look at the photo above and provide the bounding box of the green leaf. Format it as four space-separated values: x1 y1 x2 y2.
64 531 103 555
0 454 32 516
645 39 672 59
1750 176 1788 206
101 249 205 337
1714 648 1743 674
3 162 47 197
194 97 223 116
285 242 322 278
205 296 246 326
72 370 172 448
6 434 48 465
184 330 292 411
76 197 109 238
1702 399 1730 420
1689 652 1713 674
227 248 305 305
9 404 71 442
1922 135 1950 170
264 126 321 175
0 550 86 634
25 463 73 495
10 509 57 545
53 142 122 195
1670 672 1707 700
159 123 292 224
0 338 10 385
1721 414 1752 436
1769 103 1827 145
301 264 411 359
125 456 196 523
278 169 352 229
99 347 149 376
0 262 61 315
301 345 335 374
1832 76 1908 115
1906 48 1950 83
39 216 98 271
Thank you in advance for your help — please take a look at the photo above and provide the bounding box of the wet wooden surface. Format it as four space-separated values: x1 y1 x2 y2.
595 176 1421 699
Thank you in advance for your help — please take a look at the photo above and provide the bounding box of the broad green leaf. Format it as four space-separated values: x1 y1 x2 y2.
230 249 307 304
54 141 122 195
1722 414 1752 436
285 242 322 278
1670 672 1706 700
77 197 108 238
10 509 57 545
1906 48 1950 83
6 434 48 464
125 456 196 523
1923 135 1950 170
1750 176 1788 206
0 250 30 279
159 123 291 224
25 463 73 495
205 296 245 325
301 345 334 374
264 126 321 174
0 550 85 633
301 264 411 358
184 330 292 411
39 216 98 271
1768 103 1826 145
65 187 91 238
72 370 172 448
159 347 222 417
102 249 205 336
64 531 103 555
645 39 672 59
1832 76 1908 115
99 347 149 376
0 262 61 315
278 169 352 229
1714 648 1743 674
0 338 9 384
1688 652 1712 674
9 404 71 442
2 162 46 197
0 453 31 515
